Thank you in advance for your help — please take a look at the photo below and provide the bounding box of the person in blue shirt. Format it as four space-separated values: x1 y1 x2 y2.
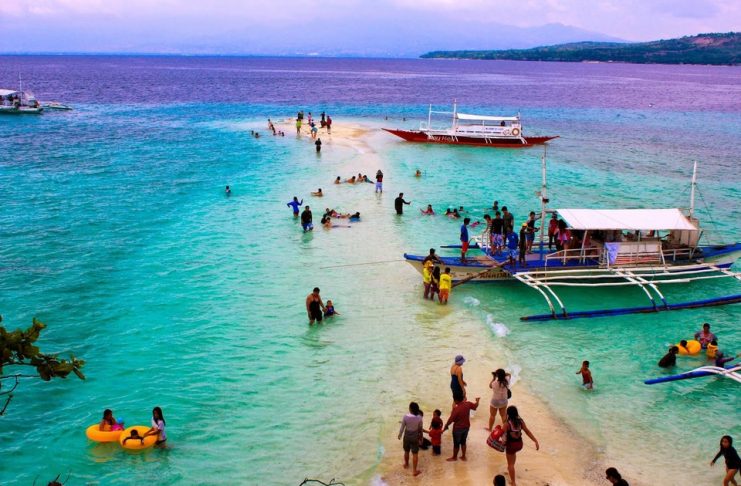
460 218 471 263
505 226 519 268
287 197 303 218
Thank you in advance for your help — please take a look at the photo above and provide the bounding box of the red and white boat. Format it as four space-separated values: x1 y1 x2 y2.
383 102 557 148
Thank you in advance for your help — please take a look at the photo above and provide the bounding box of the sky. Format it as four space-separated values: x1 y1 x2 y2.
0 0 739 56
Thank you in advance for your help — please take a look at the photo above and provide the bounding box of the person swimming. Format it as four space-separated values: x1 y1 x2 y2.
334 176 341 184
324 300 340 317
415 169 422 177
421 205 435 215
225 185 231 196
122 429 144 445
348 212 360 221
311 188 323 197
345 176 356 184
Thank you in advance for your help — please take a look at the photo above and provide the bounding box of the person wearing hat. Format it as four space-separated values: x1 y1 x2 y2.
450 355 467 405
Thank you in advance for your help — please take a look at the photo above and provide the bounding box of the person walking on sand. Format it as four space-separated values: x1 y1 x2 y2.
489 368 511 431
576 360 593 390
306 287 326 325
443 395 480 462
711 435 740 486
502 406 539 486
326 115 332 134
296 117 302 135
460 218 471 263
287 196 303 218
450 355 467 403
606 467 630 486
398 402 424 477
395 193 411 215
375 170 384 193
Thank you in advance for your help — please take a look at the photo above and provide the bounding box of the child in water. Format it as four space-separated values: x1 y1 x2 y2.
576 360 593 389
707 339 719 359
324 300 339 317
122 429 144 445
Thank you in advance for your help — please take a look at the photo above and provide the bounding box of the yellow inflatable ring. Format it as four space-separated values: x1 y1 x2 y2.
85 424 123 443
512 128 521 136
677 340 701 355
119 425 157 450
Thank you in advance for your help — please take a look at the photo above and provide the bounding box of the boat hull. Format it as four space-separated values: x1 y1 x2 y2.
383 129 557 147
0 106 43 115
404 242 741 283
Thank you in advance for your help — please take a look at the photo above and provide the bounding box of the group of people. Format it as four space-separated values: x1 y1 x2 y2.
659 322 738 369
294 111 332 136
265 119 286 136
335 173 374 185
97 407 167 446
420 250 453 304
305 287 339 325
398 355 539 485
320 208 360 227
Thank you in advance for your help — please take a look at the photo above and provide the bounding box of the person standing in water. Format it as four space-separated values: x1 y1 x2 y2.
143 407 167 447
287 197 303 218
225 185 231 196
395 193 411 215
306 287 326 325
576 360 593 389
315 138 322 153
375 170 384 193
300 206 313 232
695 323 717 349
460 218 471 263
711 435 740 486
502 405 539 486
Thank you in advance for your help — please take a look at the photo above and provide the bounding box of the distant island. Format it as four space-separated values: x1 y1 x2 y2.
421 32 740 65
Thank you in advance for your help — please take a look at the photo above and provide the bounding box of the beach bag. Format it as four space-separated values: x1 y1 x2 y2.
486 425 505 452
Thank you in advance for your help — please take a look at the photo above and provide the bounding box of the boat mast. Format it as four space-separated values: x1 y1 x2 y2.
452 99 457 132
689 161 698 219
538 145 548 253
427 104 432 130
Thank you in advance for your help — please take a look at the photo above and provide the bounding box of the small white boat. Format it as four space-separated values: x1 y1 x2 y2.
43 102 73 111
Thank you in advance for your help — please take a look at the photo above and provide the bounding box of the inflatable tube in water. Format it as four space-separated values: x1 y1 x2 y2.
85 424 123 443
119 425 157 450
677 340 701 355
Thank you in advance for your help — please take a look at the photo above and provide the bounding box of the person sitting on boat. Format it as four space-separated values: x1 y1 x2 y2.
658 346 679 368
421 205 435 215
694 323 717 349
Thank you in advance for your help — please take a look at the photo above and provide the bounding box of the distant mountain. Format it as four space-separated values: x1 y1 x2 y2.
0 16 622 58
421 32 741 65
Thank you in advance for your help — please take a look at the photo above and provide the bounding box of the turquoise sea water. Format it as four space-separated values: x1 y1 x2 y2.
0 58 740 485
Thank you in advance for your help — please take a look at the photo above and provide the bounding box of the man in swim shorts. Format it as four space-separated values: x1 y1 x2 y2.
460 218 471 263
375 170 383 193
306 287 326 325
443 395 480 461
301 206 313 232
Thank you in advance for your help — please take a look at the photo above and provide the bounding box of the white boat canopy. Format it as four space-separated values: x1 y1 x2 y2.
455 113 519 122
0 89 20 97
556 208 698 231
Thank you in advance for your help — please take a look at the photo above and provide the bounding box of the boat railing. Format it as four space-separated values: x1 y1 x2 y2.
662 247 695 261
544 247 599 267
601 246 665 268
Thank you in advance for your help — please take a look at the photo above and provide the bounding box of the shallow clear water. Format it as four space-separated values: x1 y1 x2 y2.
0 57 739 485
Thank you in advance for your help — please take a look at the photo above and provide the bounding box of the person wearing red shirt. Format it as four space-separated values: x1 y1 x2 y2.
443 395 480 461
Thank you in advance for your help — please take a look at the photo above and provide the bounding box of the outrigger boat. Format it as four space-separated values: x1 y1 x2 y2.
383 102 557 148
645 364 740 385
403 157 741 320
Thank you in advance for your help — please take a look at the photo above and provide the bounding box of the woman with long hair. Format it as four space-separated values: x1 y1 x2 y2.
143 406 167 446
488 369 511 430
398 402 423 477
502 406 539 486
711 435 740 486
